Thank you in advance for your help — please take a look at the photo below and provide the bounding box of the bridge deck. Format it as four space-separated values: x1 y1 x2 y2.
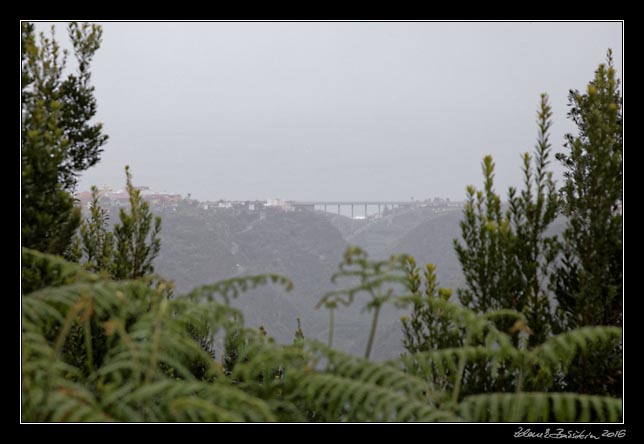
290 201 461 206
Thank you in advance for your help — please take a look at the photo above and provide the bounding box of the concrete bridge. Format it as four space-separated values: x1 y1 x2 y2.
289 200 462 219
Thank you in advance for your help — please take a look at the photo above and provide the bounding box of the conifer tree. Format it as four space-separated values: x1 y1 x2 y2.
552 50 622 397
78 186 114 273
453 94 559 346
293 318 305 348
553 50 623 330
401 258 460 353
71 167 162 281
21 22 108 256
111 166 162 280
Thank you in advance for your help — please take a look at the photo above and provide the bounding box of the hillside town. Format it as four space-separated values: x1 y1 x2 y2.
76 186 183 210
76 188 462 220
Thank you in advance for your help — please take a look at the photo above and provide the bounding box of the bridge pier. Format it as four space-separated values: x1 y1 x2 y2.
351 204 354 219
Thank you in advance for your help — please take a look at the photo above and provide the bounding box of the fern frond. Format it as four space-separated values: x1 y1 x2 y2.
317 247 410 310
185 274 293 305
532 326 622 369
306 341 442 404
395 346 518 385
118 380 276 422
457 392 622 422
46 382 114 422
416 298 517 352
22 250 623 423
287 370 461 422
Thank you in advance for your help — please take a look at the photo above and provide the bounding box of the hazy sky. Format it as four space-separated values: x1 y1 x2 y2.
36 21 622 202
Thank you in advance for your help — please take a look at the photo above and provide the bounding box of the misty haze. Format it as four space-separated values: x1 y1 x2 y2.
22 21 623 423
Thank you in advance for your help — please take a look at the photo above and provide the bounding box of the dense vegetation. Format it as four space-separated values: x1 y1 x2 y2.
22 248 622 422
21 23 622 422
21 22 107 257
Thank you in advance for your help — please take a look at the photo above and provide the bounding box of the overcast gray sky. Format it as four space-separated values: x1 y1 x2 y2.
37 21 622 202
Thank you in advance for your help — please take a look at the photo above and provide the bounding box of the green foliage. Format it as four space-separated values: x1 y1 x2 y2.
401 96 564 396
21 22 621 421
111 166 162 280
394 55 622 411
54 167 166 383
21 22 107 256
402 257 461 354
22 250 622 422
397 297 621 393
21 250 451 422
71 166 162 282
59 23 109 188
393 296 621 421
293 318 305 347
316 246 411 359
405 56 622 400
310 244 621 421
21 248 99 295
554 49 623 330
284 365 458 421
455 156 509 313
78 186 114 273
398 295 526 398
453 95 559 346
456 393 621 422
549 50 623 397
506 94 560 345
22 251 288 422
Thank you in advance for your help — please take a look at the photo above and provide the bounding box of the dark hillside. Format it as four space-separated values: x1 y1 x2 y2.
151 205 469 359
153 207 349 344
390 209 464 290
